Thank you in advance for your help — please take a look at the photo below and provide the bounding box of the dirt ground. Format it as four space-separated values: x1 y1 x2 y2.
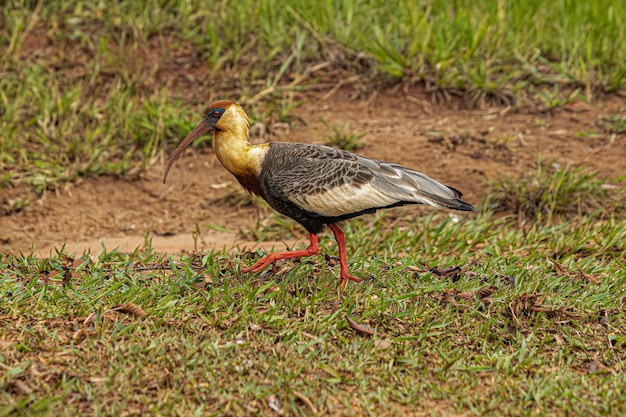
1 91 624 256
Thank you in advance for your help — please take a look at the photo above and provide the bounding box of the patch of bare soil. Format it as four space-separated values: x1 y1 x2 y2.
1 91 624 255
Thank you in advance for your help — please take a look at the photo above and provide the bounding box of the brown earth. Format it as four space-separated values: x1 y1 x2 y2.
1 91 624 256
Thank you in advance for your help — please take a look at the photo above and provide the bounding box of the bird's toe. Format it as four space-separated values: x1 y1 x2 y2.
242 255 275 273
339 274 362 289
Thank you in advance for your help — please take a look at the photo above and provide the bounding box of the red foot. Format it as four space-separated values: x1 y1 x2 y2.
242 225 362 289
329 224 362 288
242 234 320 273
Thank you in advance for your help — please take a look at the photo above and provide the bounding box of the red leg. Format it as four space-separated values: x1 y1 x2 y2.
242 233 320 273
328 224 362 288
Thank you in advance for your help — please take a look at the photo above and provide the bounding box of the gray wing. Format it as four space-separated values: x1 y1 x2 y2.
262 143 472 218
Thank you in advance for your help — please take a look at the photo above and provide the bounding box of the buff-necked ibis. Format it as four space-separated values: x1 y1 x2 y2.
163 101 473 288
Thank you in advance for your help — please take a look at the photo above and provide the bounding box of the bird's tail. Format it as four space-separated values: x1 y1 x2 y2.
389 166 474 211
425 185 474 211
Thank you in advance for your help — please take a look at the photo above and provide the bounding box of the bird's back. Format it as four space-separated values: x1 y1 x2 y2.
257 143 472 233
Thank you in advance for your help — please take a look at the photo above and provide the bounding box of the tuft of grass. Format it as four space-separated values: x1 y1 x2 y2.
320 118 366 151
600 113 626 134
534 85 582 113
486 160 626 224
1 196 29 215
1 211 626 415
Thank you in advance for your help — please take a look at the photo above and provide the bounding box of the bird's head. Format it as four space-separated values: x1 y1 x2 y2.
163 100 249 183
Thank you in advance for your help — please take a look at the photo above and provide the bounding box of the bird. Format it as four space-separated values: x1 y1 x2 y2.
163 100 473 288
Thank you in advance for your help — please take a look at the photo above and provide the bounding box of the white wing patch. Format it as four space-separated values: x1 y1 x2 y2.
288 182 397 217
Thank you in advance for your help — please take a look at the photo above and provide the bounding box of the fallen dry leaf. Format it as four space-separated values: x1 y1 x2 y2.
292 390 318 414
476 285 497 298
110 303 147 318
72 328 88 342
441 290 458 306
550 260 599 284
431 266 461 277
458 285 496 300
579 269 600 283
191 281 207 290
510 293 543 317
11 379 34 395
551 260 569 277
346 316 374 335
373 339 392 350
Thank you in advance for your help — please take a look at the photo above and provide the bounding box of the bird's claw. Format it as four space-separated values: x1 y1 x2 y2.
242 255 276 273
339 274 362 289
241 240 318 276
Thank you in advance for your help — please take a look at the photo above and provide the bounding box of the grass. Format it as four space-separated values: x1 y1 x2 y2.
320 118 366 151
2 0 626 196
3 159 623 415
1 210 625 416
600 113 626 134
488 160 626 224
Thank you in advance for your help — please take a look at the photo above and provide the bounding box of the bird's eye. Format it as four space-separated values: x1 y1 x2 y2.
212 110 221 118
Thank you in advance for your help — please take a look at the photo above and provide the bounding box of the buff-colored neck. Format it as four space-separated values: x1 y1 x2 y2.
212 106 266 177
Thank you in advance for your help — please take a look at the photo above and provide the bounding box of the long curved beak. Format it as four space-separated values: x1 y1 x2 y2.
162 119 213 183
